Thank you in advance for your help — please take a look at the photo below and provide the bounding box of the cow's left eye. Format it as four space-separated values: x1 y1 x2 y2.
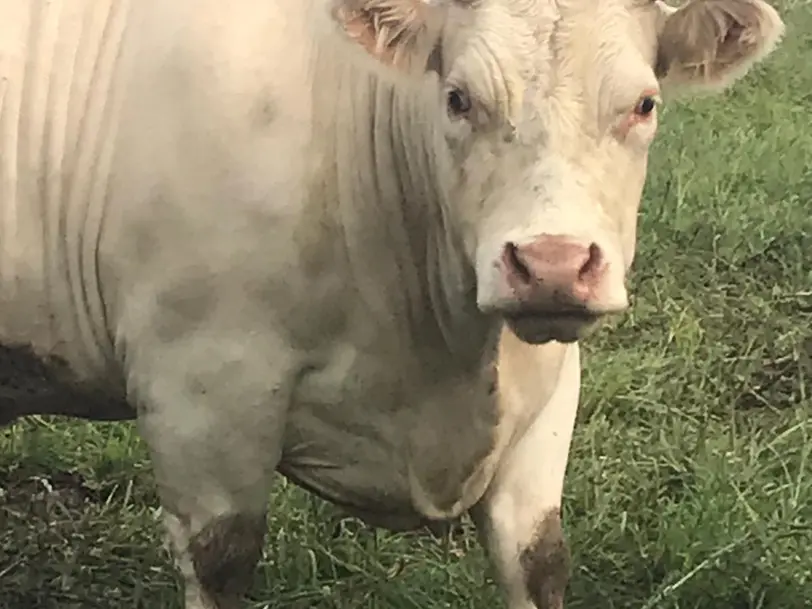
634 95 658 117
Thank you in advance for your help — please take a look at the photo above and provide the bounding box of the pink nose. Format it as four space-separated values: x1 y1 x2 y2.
502 234 607 310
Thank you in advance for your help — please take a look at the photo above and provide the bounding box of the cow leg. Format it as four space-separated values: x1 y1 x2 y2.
129 336 291 609
140 406 281 609
471 341 581 609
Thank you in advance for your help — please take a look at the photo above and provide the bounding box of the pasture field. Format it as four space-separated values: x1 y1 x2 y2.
1 1 810 607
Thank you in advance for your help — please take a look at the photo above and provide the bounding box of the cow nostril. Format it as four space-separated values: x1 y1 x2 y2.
579 243 604 281
505 242 531 284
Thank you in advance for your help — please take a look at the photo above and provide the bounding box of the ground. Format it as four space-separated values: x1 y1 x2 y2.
1 1 810 607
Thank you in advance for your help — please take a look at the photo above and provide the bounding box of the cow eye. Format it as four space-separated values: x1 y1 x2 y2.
447 87 472 117
634 95 658 117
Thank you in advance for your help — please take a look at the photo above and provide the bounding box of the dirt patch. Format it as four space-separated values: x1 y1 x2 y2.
0 462 176 609
0 467 103 519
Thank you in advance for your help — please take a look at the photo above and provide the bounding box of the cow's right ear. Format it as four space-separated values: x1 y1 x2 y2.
333 0 445 74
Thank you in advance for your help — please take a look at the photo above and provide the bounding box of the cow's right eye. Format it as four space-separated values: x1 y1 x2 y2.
634 94 659 118
447 87 472 117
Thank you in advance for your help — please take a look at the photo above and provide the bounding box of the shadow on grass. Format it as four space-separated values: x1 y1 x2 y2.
571 546 812 609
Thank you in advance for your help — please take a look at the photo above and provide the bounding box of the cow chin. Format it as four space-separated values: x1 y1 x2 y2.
503 311 602 345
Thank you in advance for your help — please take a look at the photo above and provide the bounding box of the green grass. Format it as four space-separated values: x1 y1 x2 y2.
2 2 811 608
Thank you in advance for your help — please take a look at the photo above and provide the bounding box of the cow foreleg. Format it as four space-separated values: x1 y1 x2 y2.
471 342 581 609
130 337 290 609
141 410 279 609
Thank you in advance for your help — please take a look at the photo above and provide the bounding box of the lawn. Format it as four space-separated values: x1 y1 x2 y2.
1 2 810 608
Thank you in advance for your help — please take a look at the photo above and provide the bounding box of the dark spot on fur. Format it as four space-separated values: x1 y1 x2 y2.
153 272 217 343
0 344 72 399
132 230 157 264
520 509 571 609
0 343 132 425
252 96 277 128
483 357 498 396
189 512 266 608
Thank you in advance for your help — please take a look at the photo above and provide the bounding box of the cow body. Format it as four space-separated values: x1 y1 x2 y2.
0 0 535 527
0 0 783 608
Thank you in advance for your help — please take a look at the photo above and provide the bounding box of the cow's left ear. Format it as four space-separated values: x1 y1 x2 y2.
655 0 784 93
333 0 444 73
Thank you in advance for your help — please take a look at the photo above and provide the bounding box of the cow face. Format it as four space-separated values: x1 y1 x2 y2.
336 0 784 344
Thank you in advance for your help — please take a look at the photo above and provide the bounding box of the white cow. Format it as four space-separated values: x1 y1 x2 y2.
0 0 783 607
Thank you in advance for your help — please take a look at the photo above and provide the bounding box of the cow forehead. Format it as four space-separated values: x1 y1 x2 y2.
476 0 661 61
447 0 663 121
546 0 664 127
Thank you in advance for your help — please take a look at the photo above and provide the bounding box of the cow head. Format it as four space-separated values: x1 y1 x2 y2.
335 0 784 344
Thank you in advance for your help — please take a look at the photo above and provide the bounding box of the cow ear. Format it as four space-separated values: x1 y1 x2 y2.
333 0 444 73
655 0 784 93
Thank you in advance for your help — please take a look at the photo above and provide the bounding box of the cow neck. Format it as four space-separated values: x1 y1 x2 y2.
323 52 497 368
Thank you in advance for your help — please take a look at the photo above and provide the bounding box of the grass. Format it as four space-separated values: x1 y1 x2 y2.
2 2 811 608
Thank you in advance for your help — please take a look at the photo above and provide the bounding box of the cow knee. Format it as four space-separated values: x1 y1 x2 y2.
187 512 266 609
520 509 571 609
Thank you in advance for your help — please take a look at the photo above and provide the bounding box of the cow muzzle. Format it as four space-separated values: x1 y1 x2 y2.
489 234 630 344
